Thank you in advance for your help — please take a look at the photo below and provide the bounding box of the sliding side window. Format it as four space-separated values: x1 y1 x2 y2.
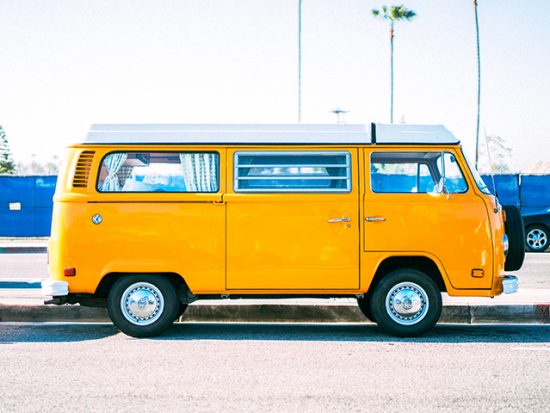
234 151 351 192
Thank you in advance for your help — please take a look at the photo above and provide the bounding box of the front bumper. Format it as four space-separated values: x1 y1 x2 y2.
41 279 69 297
502 275 519 294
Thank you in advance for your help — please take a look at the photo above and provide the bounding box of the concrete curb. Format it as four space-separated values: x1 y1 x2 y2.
0 246 47 254
1 303 549 324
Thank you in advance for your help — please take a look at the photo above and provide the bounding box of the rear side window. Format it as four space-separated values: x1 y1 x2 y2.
370 151 467 194
234 151 351 192
97 152 219 193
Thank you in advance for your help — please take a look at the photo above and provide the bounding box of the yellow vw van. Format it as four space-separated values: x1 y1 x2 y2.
42 124 524 337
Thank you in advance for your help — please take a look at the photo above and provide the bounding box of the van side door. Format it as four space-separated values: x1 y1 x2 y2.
225 148 360 290
363 148 494 290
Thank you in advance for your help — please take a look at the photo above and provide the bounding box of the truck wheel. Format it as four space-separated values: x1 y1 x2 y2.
107 275 179 338
525 225 549 252
371 269 442 337
502 205 525 270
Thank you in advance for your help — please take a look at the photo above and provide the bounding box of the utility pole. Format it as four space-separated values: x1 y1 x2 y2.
298 0 302 123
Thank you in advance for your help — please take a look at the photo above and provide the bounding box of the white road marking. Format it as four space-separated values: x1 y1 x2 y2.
512 347 550 351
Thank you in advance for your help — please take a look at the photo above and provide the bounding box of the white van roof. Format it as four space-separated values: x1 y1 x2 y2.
83 123 459 145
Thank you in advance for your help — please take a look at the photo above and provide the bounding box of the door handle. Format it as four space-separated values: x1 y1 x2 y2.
365 216 386 222
327 217 351 223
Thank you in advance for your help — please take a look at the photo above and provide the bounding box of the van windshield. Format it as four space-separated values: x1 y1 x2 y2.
463 151 491 194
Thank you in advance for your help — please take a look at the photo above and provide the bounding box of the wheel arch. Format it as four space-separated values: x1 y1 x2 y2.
526 222 549 233
95 272 190 299
367 255 448 294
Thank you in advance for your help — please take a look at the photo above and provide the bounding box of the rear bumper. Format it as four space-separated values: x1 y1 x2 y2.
41 279 69 297
502 275 519 294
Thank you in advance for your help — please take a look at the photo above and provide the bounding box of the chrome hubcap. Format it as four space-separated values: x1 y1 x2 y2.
385 282 429 325
120 282 164 326
527 229 548 250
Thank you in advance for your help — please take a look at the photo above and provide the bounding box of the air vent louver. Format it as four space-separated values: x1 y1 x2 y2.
72 150 95 188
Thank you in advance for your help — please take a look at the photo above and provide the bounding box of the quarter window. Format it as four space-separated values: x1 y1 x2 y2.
97 152 219 193
234 151 351 192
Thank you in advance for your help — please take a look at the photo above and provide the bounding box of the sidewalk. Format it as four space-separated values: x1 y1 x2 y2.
1 286 548 324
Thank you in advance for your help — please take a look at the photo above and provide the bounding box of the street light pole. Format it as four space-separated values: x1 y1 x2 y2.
331 108 349 124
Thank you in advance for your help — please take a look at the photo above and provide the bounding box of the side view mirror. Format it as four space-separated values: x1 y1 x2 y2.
430 179 451 200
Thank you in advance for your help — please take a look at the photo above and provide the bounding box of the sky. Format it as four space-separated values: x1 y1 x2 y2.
1 0 549 171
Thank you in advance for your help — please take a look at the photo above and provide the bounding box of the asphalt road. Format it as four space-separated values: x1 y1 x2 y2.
1 323 549 412
0 252 548 289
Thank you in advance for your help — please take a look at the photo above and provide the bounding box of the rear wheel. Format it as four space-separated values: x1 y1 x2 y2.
107 275 179 338
525 225 549 252
371 269 442 337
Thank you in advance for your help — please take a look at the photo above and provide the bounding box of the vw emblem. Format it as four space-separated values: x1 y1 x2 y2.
92 214 103 225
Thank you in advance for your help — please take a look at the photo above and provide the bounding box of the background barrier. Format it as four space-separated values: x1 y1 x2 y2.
0 176 57 236
480 174 550 215
518 175 550 215
0 174 548 236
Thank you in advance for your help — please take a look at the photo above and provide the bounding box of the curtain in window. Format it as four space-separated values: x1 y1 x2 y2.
101 153 128 191
179 153 217 192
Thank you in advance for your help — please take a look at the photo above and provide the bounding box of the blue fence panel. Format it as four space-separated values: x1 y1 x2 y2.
34 176 57 236
0 176 35 236
34 207 54 236
481 174 520 207
35 177 57 207
0 210 36 236
520 175 550 215
0 175 57 236
0 176 35 206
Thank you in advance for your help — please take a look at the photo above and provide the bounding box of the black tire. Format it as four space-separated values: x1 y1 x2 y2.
357 295 375 322
357 294 376 322
525 225 549 252
107 275 179 338
370 269 442 337
502 205 525 270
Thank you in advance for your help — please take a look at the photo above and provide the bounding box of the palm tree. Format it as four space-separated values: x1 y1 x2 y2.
372 5 416 124
473 0 481 168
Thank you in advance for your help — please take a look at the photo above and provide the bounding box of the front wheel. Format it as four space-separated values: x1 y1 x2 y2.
370 269 442 337
525 225 549 252
357 295 375 322
107 275 179 338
